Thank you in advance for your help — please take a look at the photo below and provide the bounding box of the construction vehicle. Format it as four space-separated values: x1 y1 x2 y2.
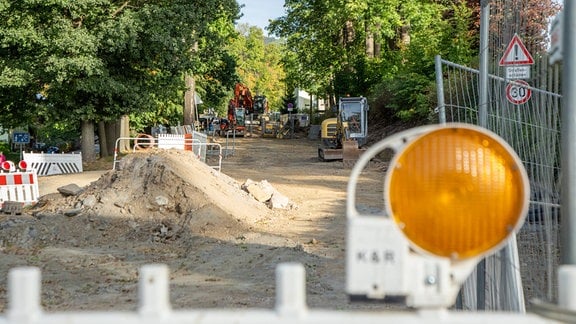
221 83 253 136
253 95 269 118
261 112 281 138
318 97 369 165
221 83 270 136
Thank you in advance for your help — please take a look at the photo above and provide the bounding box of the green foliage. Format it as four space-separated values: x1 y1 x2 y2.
0 0 241 131
35 120 80 151
270 0 477 123
366 1 477 125
368 73 435 124
0 142 10 154
280 87 298 114
197 51 239 112
228 24 286 112
390 73 436 121
436 1 476 65
195 10 241 113
129 99 183 133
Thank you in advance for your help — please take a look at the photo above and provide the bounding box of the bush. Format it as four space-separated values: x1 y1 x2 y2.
0 142 10 154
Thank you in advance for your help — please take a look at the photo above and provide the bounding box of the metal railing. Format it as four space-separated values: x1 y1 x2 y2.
112 136 222 173
436 55 562 308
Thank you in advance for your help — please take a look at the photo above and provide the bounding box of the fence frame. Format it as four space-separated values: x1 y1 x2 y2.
435 55 562 309
113 136 222 173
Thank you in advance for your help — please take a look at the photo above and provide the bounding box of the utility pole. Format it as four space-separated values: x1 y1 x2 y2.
476 0 490 311
561 0 576 266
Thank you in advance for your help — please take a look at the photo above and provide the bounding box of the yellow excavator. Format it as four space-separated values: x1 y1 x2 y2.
318 97 369 166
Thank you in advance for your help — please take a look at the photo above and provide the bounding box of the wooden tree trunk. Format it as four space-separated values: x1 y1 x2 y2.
343 20 355 45
106 116 130 153
365 23 374 58
119 115 130 152
400 24 411 48
81 120 96 163
374 39 381 57
184 75 196 126
105 120 118 155
97 121 108 158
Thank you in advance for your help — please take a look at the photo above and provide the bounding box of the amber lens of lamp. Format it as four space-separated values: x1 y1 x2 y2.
387 127 527 260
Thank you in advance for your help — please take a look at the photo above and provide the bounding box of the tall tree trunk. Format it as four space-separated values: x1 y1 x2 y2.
184 75 196 127
105 120 118 155
98 120 108 158
365 23 374 58
400 24 411 48
81 120 96 163
119 115 130 152
374 39 381 57
343 20 355 45
373 23 382 57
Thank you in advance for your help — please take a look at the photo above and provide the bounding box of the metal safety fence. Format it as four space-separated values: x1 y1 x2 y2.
436 56 562 309
113 134 222 173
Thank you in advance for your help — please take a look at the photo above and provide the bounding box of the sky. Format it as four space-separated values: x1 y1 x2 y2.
237 0 286 35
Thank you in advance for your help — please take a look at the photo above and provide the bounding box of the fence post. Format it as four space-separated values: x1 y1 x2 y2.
7 267 42 322
138 264 171 318
435 55 446 124
275 263 307 317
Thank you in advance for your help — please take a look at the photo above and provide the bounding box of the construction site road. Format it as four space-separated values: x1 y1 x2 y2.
1 134 391 312
38 170 108 196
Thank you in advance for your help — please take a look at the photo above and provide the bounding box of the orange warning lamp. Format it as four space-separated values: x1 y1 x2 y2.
385 124 529 260
18 160 27 171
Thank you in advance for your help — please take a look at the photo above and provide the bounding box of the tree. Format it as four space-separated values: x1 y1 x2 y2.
0 0 240 161
269 0 414 100
227 24 286 113
280 88 298 115
269 0 560 126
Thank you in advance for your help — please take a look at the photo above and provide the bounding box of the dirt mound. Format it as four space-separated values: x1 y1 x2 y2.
6 149 273 249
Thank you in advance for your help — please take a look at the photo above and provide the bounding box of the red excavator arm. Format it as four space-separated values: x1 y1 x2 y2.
233 83 254 113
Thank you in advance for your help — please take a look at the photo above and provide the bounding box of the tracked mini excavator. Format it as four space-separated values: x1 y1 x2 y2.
318 97 369 166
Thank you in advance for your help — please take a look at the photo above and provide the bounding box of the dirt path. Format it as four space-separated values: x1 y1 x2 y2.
1 135 387 312
38 170 108 196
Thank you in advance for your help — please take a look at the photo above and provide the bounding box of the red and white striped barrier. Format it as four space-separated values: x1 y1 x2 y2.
0 161 39 207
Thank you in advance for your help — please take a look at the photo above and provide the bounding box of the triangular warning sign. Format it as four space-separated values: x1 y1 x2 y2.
499 34 534 66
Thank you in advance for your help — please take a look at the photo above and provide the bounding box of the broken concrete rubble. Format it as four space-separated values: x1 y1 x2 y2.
57 184 83 196
242 179 274 202
242 179 294 210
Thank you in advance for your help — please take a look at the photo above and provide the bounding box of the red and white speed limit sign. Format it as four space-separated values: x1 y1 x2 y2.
505 80 532 105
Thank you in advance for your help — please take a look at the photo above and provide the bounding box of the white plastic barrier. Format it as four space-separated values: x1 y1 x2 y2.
157 134 186 149
0 170 39 206
1 263 574 324
153 133 207 160
23 152 83 176
156 134 202 159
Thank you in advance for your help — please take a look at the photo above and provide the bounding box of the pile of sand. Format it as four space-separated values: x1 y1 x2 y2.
4 149 275 248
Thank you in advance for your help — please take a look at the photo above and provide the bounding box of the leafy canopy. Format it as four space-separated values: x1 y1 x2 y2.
0 0 240 130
